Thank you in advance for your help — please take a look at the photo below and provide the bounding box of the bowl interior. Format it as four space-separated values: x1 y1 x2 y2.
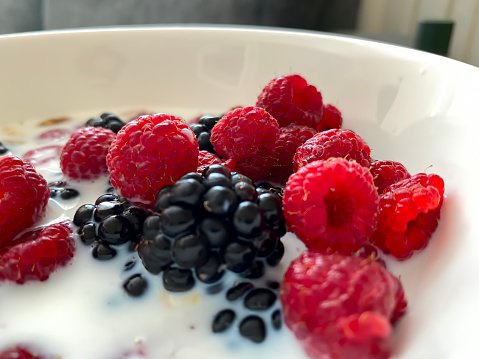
1 26 479 358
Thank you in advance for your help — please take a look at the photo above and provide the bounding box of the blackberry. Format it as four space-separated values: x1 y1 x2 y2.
136 165 287 295
92 242 117 260
123 273 148 297
162 267 195 292
48 181 80 200
189 115 221 156
239 316 266 343
86 112 126 134
243 288 277 310
226 282 254 301
271 309 282 330
77 222 98 245
0 142 10 156
73 193 149 261
212 309 236 333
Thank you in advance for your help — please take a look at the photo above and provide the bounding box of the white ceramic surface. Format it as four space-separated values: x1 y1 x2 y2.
1 26 479 359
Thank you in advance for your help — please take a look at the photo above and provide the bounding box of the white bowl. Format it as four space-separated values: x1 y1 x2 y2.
1 26 479 359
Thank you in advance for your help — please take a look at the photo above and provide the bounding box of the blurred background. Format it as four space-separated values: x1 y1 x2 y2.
0 0 477 66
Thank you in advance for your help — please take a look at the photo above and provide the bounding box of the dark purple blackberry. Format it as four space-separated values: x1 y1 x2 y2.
226 282 254 301
0 142 10 156
266 239 285 267
195 252 224 284
137 165 288 295
48 181 80 200
198 115 221 130
203 186 238 216
74 194 150 262
93 201 125 222
73 204 96 226
189 116 221 156
239 316 266 343
124 258 136 271
98 214 136 245
86 112 126 134
233 201 266 238
123 273 148 297
212 309 236 333
243 288 277 310
161 205 196 239
199 217 230 248
257 193 284 226
172 233 208 269
240 261 265 279
162 267 195 292
77 222 98 245
92 241 117 260
271 309 282 330
138 233 173 274
221 240 257 273
170 179 205 207
234 182 257 202
254 228 279 258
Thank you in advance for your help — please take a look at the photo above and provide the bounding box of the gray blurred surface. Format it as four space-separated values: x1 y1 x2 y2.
0 0 360 34
0 0 42 34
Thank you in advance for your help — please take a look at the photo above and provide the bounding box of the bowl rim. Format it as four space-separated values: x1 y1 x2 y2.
0 24 477 73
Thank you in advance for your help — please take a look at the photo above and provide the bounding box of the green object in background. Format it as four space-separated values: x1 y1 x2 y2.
414 20 454 56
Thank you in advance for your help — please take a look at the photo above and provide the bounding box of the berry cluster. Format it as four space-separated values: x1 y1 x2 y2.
212 280 282 343
48 180 80 200
86 112 126 134
137 164 286 292
189 115 222 156
73 193 148 261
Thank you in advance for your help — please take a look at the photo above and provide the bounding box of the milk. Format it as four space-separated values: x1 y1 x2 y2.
0 111 308 359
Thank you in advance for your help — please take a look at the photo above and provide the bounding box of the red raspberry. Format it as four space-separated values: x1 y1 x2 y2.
0 155 49 248
0 346 44 359
293 129 371 171
210 106 279 181
280 251 407 359
316 104 343 132
370 173 444 260
256 74 323 128
107 113 199 207
265 123 316 185
60 127 116 180
370 160 411 195
0 220 75 284
197 150 222 173
283 158 379 254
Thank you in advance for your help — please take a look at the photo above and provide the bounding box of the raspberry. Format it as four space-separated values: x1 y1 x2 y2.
197 150 222 173
0 346 44 359
256 74 323 128
316 104 343 132
370 160 411 195
0 155 49 248
60 127 116 180
210 106 279 181
283 158 379 254
280 251 407 359
293 129 371 171
107 113 199 208
265 123 316 185
0 220 75 284
370 173 444 260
